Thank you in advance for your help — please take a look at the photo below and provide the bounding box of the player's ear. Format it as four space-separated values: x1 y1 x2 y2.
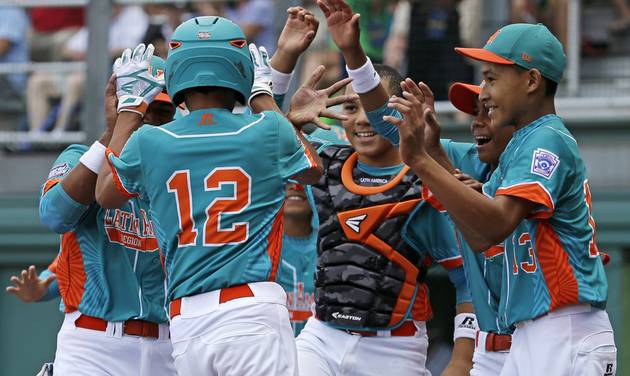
525 68 543 96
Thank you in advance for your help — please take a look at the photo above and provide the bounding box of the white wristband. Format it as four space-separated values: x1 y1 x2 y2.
345 58 381 94
79 141 106 174
453 313 478 341
271 67 294 95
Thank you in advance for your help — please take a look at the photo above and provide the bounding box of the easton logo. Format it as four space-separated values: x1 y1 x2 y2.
345 214 367 233
332 312 362 321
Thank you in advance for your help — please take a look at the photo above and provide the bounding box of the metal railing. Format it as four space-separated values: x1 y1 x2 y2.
0 0 626 146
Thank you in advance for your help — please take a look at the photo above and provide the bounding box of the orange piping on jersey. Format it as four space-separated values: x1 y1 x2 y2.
301 138 319 169
535 221 579 311
495 182 554 218
105 148 139 199
337 202 420 327
289 310 313 322
437 256 464 270
42 178 61 196
48 254 60 274
411 283 432 321
484 244 505 259
267 205 285 282
341 152 410 195
56 232 86 312
421 185 446 212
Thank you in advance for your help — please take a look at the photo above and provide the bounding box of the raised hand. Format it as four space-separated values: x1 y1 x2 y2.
104 74 118 135
248 43 273 106
113 43 164 116
6 265 56 303
276 7 319 58
401 79 441 152
383 80 429 167
287 65 358 129
317 0 361 52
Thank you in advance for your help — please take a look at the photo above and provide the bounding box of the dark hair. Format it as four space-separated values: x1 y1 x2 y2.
179 86 239 107
374 64 403 97
544 78 558 97
513 65 557 97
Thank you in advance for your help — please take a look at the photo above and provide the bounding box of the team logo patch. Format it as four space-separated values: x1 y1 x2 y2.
531 148 559 179
48 163 70 179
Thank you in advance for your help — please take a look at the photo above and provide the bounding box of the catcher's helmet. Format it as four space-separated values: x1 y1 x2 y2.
165 16 253 105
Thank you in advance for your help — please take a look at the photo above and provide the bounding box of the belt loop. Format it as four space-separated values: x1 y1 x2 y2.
110 321 124 338
158 323 170 340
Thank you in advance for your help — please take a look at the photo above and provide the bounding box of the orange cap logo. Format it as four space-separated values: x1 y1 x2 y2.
521 52 533 62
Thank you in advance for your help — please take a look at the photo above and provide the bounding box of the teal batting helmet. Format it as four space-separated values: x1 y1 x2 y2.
165 16 253 105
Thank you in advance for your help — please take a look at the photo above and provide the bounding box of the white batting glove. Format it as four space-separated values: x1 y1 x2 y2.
113 43 164 116
248 43 273 107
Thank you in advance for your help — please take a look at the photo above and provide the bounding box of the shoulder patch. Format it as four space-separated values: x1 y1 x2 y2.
48 163 70 179
530 148 559 179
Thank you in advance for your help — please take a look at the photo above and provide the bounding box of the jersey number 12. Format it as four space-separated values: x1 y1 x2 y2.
167 167 251 247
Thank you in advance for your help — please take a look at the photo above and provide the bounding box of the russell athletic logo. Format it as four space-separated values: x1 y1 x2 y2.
332 312 362 321
345 214 367 233
459 317 477 329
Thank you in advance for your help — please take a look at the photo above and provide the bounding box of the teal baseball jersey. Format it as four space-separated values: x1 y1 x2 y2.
440 140 512 333
39 144 168 323
276 186 318 336
107 109 317 302
482 114 607 327
276 232 317 336
366 100 513 333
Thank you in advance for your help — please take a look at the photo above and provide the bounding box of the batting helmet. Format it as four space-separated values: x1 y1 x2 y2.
165 16 253 105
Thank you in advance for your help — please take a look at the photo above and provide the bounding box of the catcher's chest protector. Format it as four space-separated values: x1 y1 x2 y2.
311 146 427 331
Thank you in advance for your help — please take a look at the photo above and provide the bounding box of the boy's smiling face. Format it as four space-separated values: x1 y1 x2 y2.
479 62 531 129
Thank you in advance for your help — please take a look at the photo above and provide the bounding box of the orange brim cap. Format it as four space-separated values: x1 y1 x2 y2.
448 83 481 116
454 47 514 65
154 92 172 104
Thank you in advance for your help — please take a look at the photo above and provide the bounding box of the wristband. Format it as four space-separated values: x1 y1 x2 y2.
453 313 478 341
271 67 294 95
345 58 381 94
79 141 106 174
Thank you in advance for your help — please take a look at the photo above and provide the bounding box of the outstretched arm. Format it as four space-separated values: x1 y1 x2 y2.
6 265 57 303
390 80 535 251
317 0 389 111
96 43 164 209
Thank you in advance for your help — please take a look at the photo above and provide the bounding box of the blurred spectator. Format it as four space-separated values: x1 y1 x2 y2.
346 0 397 64
510 0 567 47
143 3 187 58
609 0 630 33
406 0 473 101
223 0 276 52
0 6 29 104
29 7 84 62
26 6 148 134
383 1 410 73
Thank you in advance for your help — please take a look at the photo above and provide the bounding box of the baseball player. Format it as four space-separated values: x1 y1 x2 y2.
419 82 516 375
292 2 474 375
34 56 176 376
276 183 318 336
93 17 329 375
391 23 617 375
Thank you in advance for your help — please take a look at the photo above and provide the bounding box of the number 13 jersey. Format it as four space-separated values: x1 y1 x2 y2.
107 108 317 301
